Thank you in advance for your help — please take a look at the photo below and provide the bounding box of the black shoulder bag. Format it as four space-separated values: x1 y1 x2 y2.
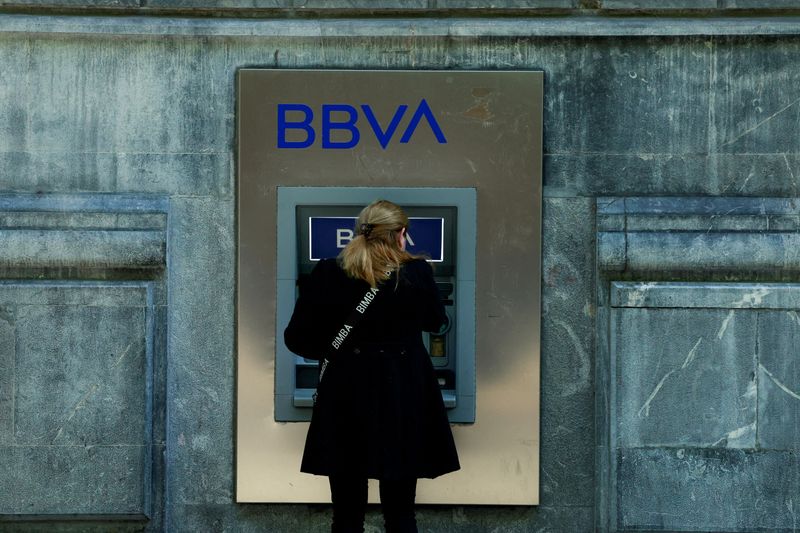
313 284 383 406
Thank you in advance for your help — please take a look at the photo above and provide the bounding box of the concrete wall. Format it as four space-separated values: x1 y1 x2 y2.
0 4 799 532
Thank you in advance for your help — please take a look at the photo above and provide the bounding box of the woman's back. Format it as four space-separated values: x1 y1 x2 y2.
284 257 446 358
283 199 460 531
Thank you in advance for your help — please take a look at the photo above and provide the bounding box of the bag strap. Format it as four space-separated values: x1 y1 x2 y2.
314 283 384 404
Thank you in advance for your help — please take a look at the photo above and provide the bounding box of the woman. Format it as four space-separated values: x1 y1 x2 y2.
284 199 460 533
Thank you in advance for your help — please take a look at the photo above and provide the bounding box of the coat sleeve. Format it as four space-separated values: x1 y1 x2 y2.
414 259 448 333
283 260 330 360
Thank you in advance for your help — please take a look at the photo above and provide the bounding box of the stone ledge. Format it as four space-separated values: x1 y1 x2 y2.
597 196 800 274
0 194 167 271
4 13 800 37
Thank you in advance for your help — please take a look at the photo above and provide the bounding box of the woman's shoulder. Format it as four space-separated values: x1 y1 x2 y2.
400 258 435 280
312 257 344 274
402 257 433 271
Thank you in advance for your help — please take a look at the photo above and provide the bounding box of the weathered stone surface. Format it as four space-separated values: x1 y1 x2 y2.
165 197 235 509
544 37 710 156
438 0 574 7
0 316 12 446
0 230 165 269
611 281 800 309
547 153 800 196
597 231 625 271
0 0 138 5
620 231 800 273
0 36 27 154
0 211 166 230
758 310 800 450
617 447 799 531
170 502 594 532
23 36 229 155
145 0 430 7
0 522 146 533
540 197 595 506
0 283 149 306
711 153 800 196
0 151 232 196
625 213 770 231
152 305 167 446
722 0 800 7
614 306 757 448
144 0 285 6
714 36 800 155
13 303 147 445
0 444 147 514
603 0 714 7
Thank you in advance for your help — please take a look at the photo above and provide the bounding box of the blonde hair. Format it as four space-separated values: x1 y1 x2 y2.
339 199 418 287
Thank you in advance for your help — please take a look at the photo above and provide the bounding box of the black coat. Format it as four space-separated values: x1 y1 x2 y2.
284 258 461 480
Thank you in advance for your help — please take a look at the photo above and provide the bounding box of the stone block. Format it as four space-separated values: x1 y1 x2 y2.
0 522 146 533
144 0 285 6
0 211 166 230
0 36 28 153
714 36 800 154
540 197 596 507
0 0 138 5
145 0 430 7
722 0 800 7
769 214 800 230
613 306 757 447
711 153 800 196
597 231 625 271
545 154 713 196
758 310 800 450
0 230 165 270
0 317 12 445
624 231 800 273
169 502 593 532
416 504 594 532
617 447 799 531
603 0 714 7
625 213 769 231
13 303 147 445
152 305 167 446
166 197 235 506
23 37 229 156
437 0 575 7
0 444 147 514
611 281 800 310
543 37 710 156
0 151 232 197
548 153 800 197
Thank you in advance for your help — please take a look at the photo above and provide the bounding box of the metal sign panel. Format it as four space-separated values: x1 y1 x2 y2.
237 69 543 505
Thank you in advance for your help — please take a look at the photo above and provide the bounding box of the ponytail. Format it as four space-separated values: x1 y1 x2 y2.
339 200 420 287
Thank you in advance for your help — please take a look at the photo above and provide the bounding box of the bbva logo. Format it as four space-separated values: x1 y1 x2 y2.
277 99 447 150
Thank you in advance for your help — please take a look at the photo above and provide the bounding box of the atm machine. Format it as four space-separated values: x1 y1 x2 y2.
275 187 476 424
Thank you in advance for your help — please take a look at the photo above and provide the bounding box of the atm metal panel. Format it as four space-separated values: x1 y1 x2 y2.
237 69 543 505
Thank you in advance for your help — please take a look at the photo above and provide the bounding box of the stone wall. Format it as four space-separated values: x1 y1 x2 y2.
0 6 799 533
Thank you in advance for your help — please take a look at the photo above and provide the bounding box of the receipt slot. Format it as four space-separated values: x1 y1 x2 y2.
275 187 476 423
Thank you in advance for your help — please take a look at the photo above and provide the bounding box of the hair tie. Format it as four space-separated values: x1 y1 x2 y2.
359 223 374 238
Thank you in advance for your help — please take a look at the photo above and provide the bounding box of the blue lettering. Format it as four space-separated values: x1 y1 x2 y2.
400 99 447 144
322 104 360 149
276 100 447 149
277 104 315 149
361 104 408 150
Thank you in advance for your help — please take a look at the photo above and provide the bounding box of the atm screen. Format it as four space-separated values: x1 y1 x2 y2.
296 205 456 276
308 216 445 262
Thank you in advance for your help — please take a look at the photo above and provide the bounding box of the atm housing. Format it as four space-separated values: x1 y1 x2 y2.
275 187 476 424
